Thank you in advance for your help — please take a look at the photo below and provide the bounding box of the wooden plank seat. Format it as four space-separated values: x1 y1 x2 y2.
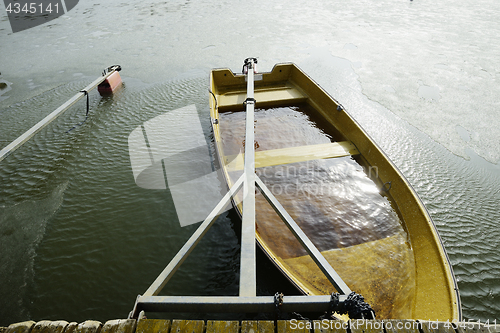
224 141 360 171
218 86 307 110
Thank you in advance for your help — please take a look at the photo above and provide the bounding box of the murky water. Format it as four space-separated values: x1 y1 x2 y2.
1 0 500 326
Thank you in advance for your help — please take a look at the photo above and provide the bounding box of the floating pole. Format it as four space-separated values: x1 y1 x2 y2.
0 65 121 163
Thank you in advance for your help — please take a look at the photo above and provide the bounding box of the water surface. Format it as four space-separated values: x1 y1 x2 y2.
1 0 500 325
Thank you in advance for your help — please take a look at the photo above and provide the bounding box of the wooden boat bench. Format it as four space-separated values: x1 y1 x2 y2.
224 141 360 171
218 85 307 111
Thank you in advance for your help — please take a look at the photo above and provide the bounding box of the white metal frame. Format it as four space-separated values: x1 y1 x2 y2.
129 59 351 318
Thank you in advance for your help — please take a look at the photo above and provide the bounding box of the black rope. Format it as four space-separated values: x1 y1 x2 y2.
208 89 219 124
243 97 256 106
67 64 121 133
67 90 90 133
319 292 341 320
274 292 283 320
208 89 218 111
242 57 258 74
83 90 90 117
292 311 310 321
271 291 375 321
340 292 376 319
102 65 122 76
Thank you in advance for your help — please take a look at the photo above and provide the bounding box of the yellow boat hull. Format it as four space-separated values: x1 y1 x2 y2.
209 63 461 320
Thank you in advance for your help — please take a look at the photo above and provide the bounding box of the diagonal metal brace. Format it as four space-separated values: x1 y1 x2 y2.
255 176 351 295
143 173 245 297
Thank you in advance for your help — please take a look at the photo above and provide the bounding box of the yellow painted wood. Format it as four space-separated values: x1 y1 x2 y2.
72 321 102 333
257 321 274 333
241 321 274 333
170 320 204 333
225 141 359 171
101 320 136 333
219 86 306 109
206 321 238 333
135 320 171 333
5 321 35 333
312 320 348 333
32 321 69 333
240 321 257 333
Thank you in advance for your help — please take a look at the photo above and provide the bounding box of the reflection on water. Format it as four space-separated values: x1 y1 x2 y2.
255 158 403 255
0 75 248 325
218 104 415 318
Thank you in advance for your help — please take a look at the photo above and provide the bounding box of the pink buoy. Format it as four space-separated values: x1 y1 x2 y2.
98 71 122 95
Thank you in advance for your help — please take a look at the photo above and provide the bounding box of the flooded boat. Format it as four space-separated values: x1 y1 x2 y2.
209 62 461 320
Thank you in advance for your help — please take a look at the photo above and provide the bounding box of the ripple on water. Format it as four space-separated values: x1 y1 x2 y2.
0 181 67 323
382 120 500 321
0 74 247 323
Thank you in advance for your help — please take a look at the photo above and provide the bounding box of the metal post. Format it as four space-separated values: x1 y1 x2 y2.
240 58 257 297
0 66 121 163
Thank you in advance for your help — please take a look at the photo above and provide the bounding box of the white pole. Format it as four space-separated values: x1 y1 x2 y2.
0 66 120 163
239 58 257 297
